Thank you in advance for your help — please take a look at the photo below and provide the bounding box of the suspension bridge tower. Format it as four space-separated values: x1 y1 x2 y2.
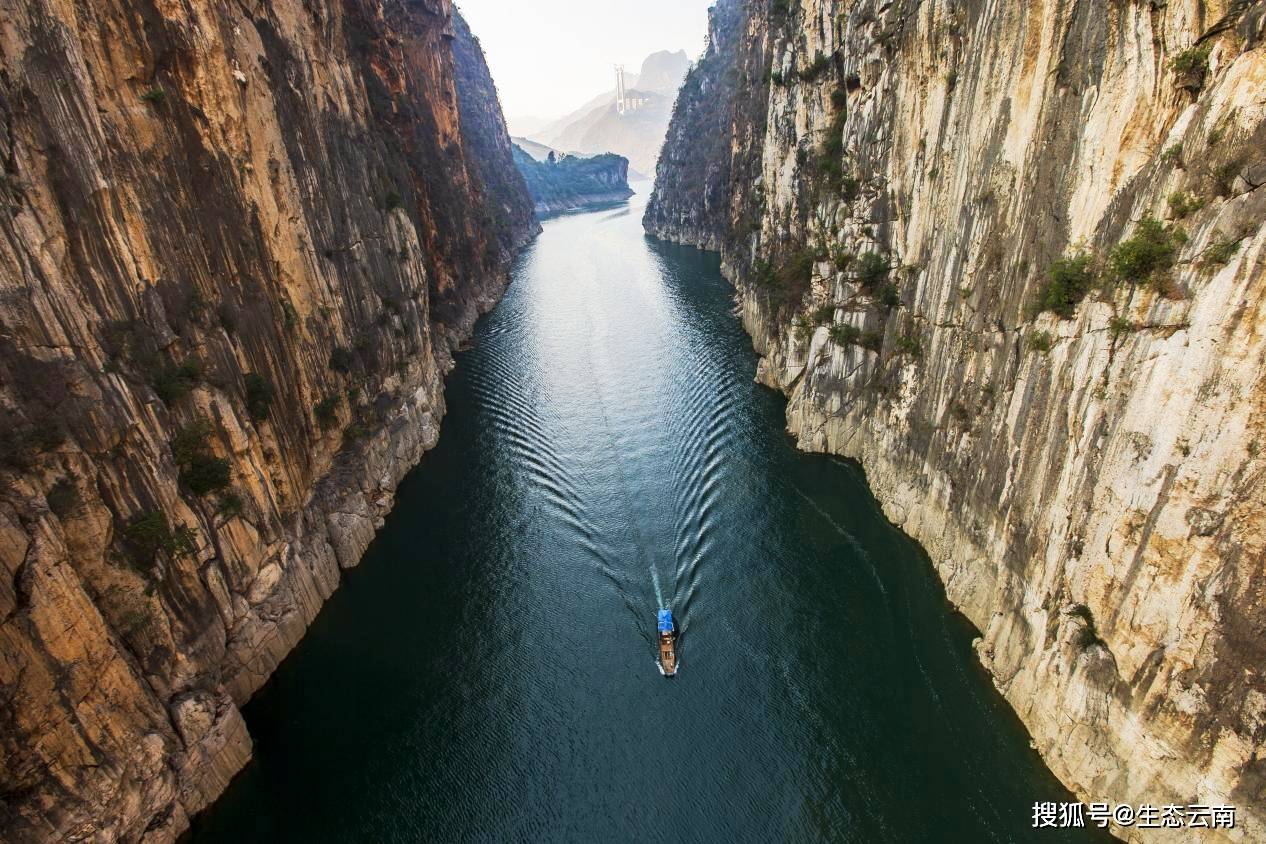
615 64 628 115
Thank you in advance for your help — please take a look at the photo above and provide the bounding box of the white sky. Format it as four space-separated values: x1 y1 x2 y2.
457 0 713 122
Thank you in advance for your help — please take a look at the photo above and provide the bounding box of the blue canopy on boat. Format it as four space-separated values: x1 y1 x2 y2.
657 609 674 632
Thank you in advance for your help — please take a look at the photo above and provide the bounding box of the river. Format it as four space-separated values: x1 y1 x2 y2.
190 187 1104 842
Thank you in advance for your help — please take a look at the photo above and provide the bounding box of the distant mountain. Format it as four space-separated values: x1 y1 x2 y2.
510 136 562 162
527 49 691 177
635 50 689 92
529 89 621 150
543 91 671 178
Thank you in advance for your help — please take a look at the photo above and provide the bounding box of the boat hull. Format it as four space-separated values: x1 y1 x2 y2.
656 608 678 676
658 632 678 677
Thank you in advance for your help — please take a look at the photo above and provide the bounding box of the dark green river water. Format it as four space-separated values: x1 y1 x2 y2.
190 188 1103 842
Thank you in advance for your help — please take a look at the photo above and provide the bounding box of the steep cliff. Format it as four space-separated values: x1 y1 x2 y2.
645 0 748 251
649 1 1266 840
0 1 535 841
451 12 538 242
512 146 634 215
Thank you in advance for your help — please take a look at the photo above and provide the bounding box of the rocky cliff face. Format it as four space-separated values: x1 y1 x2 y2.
649 1 1266 840
0 1 535 841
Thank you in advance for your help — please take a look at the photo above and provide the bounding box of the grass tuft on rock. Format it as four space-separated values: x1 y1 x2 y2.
1199 237 1240 272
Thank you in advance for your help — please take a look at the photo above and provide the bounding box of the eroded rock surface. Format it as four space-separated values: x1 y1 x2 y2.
0 1 535 840
649 1 1266 840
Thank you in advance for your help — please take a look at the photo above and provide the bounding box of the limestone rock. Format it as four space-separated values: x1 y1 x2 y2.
649 1 1266 840
0 1 535 840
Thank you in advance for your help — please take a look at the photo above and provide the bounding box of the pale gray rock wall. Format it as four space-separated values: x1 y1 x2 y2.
649 1 1266 840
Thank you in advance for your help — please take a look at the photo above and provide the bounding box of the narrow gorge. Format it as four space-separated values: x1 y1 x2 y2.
3 0 1264 840
647 1 1266 841
0 1 535 840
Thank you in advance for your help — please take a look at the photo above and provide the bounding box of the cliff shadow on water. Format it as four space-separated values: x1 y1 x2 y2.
189 190 1110 842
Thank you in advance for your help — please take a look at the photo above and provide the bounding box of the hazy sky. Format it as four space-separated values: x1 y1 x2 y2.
457 0 713 124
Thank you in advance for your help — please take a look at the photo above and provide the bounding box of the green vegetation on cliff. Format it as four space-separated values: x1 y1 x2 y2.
512 145 633 214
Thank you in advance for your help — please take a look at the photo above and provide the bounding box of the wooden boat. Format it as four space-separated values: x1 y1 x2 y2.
657 609 678 676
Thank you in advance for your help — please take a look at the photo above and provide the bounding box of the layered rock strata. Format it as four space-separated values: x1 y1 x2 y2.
648 2 1266 840
0 1 534 840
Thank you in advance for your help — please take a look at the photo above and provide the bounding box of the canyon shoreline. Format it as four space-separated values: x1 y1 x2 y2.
647 1 1266 841
0 1 536 840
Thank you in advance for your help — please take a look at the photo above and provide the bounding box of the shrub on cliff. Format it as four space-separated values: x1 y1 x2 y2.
1028 330 1054 353
217 492 244 519
171 419 212 466
813 102 853 200
1166 191 1204 219
752 251 815 311
798 51 832 81
343 422 369 445
829 324 860 346
794 314 815 342
123 512 197 568
895 334 922 358
283 301 299 332
329 346 356 374
1199 236 1240 272
838 175 861 202
217 302 239 334
149 357 203 405
1 416 65 470
829 324 882 352
172 418 231 496
1036 253 1096 319
1170 45 1211 75
1169 44 1211 90
46 477 81 519
314 395 342 430
816 155 859 201
1109 316 1135 340
783 250 816 288
855 252 890 288
877 281 901 310
1110 217 1180 286
244 373 275 422
181 455 232 496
